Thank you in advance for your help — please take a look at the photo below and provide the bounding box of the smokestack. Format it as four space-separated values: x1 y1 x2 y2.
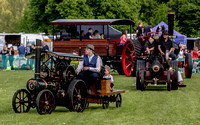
168 10 175 36
35 39 42 79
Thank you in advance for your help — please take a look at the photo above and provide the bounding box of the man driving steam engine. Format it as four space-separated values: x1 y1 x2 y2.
76 44 102 94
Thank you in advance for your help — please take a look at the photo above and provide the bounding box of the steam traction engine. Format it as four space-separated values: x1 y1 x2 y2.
12 40 87 114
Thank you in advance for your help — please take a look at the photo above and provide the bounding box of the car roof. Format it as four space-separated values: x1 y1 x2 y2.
51 19 135 25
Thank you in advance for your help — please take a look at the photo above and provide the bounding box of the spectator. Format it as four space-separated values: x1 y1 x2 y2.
9 46 15 70
30 44 35 70
120 29 127 47
80 30 85 39
92 30 100 39
26 43 32 66
18 44 26 57
136 22 143 37
144 23 153 35
76 44 101 94
177 44 185 61
26 43 32 54
1 45 8 71
100 33 104 39
84 28 93 39
103 65 114 91
41 41 49 51
158 31 176 60
191 46 200 73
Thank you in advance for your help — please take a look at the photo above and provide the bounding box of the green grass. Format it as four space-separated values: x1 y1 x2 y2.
0 70 200 125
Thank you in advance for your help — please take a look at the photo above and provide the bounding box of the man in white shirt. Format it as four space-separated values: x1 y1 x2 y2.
77 44 101 94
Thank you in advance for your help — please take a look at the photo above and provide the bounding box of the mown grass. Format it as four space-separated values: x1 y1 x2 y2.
0 70 200 125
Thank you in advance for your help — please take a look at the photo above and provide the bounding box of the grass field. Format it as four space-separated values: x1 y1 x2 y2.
0 70 200 125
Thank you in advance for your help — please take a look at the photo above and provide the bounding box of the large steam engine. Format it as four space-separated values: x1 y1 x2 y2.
12 39 87 114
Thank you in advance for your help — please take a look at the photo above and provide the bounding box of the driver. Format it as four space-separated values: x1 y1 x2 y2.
158 31 176 60
76 44 102 94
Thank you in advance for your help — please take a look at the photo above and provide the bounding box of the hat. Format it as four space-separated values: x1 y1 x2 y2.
86 44 95 51
163 31 169 35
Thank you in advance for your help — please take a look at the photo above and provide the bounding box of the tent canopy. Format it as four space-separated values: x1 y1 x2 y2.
153 21 187 46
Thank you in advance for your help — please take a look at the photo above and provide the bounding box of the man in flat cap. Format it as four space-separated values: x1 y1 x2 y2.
76 44 102 93
158 30 175 60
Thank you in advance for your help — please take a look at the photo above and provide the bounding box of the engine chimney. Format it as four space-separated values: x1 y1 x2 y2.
168 10 175 36
35 39 42 79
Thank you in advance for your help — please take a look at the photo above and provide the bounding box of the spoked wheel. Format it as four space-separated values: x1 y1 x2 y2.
36 89 55 115
122 41 136 76
185 53 192 78
103 96 109 109
12 89 31 113
67 79 87 112
116 94 122 108
136 60 145 90
63 66 76 83
140 70 145 91
167 71 171 91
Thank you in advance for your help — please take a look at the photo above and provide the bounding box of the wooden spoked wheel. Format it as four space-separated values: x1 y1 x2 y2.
122 41 136 76
36 90 55 115
67 79 87 112
167 71 171 91
116 94 122 108
12 89 31 113
185 53 192 78
103 96 109 109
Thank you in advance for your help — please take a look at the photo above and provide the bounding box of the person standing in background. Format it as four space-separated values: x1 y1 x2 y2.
1 45 9 71
136 22 143 37
41 41 49 51
120 29 127 47
26 43 32 66
30 44 36 70
9 46 15 70
18 44 26 57
144 23 153 35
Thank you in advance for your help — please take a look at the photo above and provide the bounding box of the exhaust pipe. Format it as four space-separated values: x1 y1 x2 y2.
168 10 175 36
35 39 42 79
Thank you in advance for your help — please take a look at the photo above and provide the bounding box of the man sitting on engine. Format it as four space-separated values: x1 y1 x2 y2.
158 31 176 60
76 44 102 94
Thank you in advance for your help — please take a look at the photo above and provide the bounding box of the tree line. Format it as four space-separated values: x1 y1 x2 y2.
0 0 199 37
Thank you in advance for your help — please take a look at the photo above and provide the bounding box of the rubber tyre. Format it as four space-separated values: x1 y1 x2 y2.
167 71 171 91
140 70 145 91
185 53 192 78
170 61 178 90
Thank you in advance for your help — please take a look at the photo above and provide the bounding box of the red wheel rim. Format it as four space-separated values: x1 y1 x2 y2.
185 56 188 77
122 41 136 76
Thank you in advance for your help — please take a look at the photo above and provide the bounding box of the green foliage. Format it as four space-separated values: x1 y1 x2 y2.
0 0 199 37
0 0 28 33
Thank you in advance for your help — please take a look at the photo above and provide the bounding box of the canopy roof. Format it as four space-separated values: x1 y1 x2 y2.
26 51 83 61
51 19 135 25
